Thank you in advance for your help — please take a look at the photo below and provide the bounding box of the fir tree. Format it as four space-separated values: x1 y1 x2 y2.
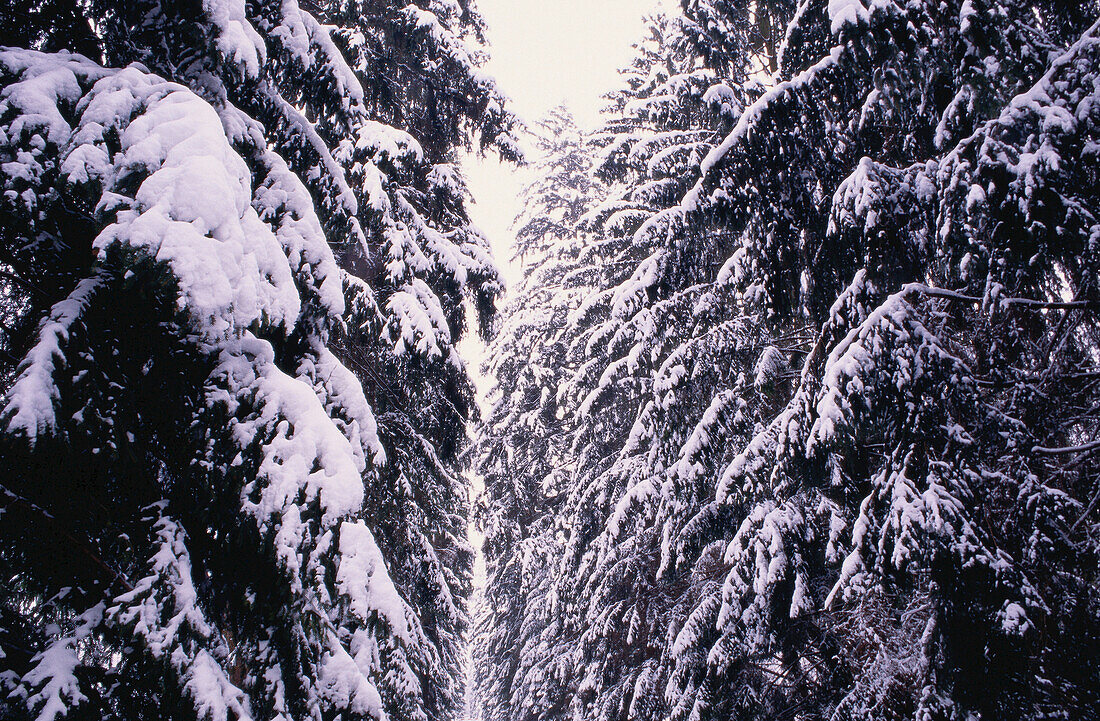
0 1 518 719
474 107 604 721
476 2 1100 721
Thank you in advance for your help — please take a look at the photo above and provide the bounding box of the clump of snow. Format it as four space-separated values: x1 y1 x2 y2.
337 521 412 641
202 0 265 78
82 66 301 339
4 275 106 440
999 602 1032 636
827 0 869 35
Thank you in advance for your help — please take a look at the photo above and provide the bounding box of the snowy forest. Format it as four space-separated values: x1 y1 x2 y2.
0 0 1098 720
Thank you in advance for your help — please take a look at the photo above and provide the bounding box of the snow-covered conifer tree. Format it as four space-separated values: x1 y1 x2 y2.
477 2 1100 721
474 107 604 721
473 13 777 721
0 1 518 719
574 1 1100 719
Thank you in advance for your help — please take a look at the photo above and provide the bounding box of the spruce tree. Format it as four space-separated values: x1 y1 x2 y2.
476 2 1100 721
524 14 779 721
474 107 603 721
665 3 1100 716
0 1 518 719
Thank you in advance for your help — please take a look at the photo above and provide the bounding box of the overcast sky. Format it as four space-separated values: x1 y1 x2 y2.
463 0 660 289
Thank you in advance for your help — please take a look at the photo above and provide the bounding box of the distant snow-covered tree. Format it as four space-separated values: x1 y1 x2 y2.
474 107 604 721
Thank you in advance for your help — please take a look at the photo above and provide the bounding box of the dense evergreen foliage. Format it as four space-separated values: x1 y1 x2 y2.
0 1 517 719
4 0 1100 719
476 2 1100 720
474 107 604 721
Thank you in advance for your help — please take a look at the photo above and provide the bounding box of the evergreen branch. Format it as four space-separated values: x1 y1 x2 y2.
904 284 1100 310
1031 439 1100 455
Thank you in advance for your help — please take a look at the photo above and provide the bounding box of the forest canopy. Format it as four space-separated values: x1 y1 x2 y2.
475 2 1100 721
1 1 1100 721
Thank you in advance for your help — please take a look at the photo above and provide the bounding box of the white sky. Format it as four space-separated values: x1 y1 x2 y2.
462 0 660 290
